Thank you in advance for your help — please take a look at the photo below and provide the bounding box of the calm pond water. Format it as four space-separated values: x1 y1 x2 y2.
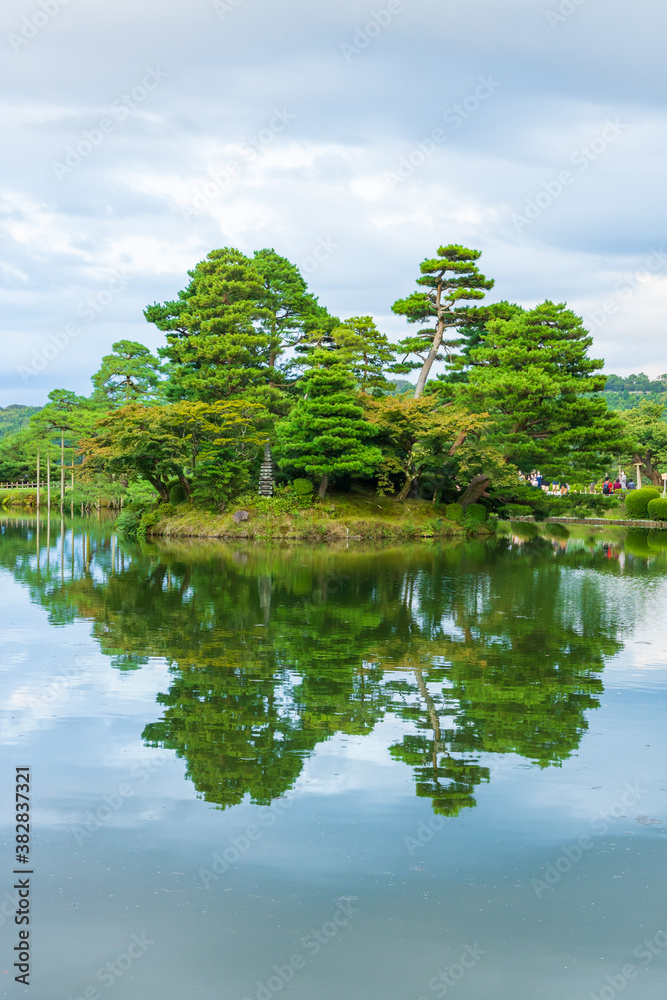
1 516 667 1000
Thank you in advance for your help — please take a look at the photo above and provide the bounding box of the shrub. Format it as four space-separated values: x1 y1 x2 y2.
464 503 487 526
625 487 660 519
647 497 667 521
114 507 143 539
169 482 186 504
292 478 314 496
134 503 175 539
445 503 463 523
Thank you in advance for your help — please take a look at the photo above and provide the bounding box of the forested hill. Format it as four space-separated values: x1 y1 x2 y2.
0 405 42 439
604 373 667 413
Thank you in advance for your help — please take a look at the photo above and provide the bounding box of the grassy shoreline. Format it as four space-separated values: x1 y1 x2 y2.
145 493 485 541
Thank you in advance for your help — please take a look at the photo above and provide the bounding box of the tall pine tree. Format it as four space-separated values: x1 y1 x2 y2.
392 244 494 398
276 348 383 498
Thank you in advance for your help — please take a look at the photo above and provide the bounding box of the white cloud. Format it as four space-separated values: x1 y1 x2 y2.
1 0 666 402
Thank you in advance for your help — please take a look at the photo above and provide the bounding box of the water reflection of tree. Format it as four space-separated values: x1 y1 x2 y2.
1 519 649 815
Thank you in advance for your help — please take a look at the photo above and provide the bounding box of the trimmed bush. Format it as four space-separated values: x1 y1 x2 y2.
625 487 660 519
647 497 667 521
292 478 314 496
169 482 186 504
445 503 463 523
463 503 487 526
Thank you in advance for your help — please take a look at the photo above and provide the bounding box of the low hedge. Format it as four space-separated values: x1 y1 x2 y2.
464 503 487 526
626 487 660 519
445 503 464 523
647 497 667 521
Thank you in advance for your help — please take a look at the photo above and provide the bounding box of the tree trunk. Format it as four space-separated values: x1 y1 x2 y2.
177 471 192 497
395 475 415 502
414 317 445 399
448 430 467 456
458 474 491 509
146 476 170 502
634 453 662 487
317 472 329 499
60 435 65 513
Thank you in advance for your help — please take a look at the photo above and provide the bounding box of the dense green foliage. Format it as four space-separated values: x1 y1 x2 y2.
2 241 654 514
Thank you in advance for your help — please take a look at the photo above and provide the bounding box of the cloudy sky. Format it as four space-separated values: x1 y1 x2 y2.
1 0 665 405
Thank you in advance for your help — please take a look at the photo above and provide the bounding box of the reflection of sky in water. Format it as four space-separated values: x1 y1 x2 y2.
0 521 666 1000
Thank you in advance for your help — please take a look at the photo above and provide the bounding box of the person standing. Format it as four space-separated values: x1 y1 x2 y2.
619 470 627 489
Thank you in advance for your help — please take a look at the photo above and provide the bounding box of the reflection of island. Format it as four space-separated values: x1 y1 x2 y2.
5 517 661 816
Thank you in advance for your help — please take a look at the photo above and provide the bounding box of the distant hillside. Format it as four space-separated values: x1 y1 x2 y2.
603 373 667 414
0 405 41 440
387 379 415 396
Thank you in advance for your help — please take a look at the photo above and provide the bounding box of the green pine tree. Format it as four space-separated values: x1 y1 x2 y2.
392 244 494 397
91 340 163 406
458 300 628 478
144 247 272 403
276 348 383 498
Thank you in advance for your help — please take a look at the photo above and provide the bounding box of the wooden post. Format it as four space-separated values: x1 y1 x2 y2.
60 435 65 513
662 473 667 497
36 451 40 510
46 448 51 510
635 463 642 489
